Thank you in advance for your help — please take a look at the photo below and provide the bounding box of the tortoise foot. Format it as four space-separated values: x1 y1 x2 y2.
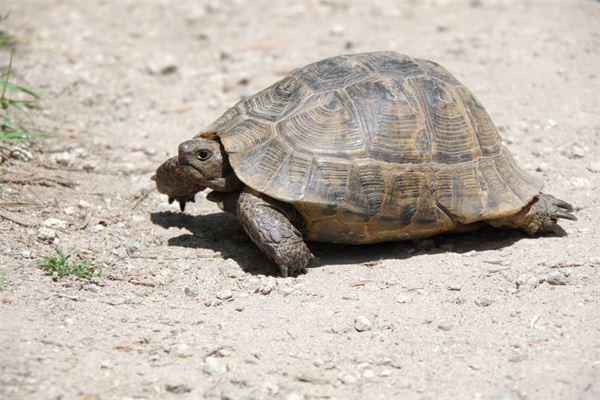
488 193 577 235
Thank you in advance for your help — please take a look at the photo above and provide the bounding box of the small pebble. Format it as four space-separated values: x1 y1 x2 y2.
37 227 56 242
255 277 276 295
454 296 466 305
165 384 192 394
184 286 200 298
172 259 191 271
571 145 585 158
330 24 345 36
78 200 91 209
218 259 243 278
380 369 392 377
475 297 494 307
515 273 539 290
216 289 233 301
587 162 600 173
21 250 32 258
171 343 193 358
545 271 568 285
63 206 76 215
354 315 372 332
395 294 411 304
126 240 142 254
147 55 178 75
437 323 452 331
204 356 227 375
43 218 67 229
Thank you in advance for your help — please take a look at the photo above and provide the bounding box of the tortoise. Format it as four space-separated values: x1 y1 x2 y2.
153 51 576 277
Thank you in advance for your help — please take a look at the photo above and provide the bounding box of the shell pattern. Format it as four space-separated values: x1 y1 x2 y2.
199 52 542 244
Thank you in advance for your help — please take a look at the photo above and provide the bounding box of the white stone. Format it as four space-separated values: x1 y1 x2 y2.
203 356 227 375
37 227 56 241
395 294 411 304
63 206 76 215
217 289 233 300
354 315 372 332
43 218 67 229
91 224 105 233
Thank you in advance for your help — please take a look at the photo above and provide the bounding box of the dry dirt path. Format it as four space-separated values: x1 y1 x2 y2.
1 1 599 399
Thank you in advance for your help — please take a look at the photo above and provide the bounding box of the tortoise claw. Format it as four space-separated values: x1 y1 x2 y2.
179 200 186 212
555 199 574 211
554 210 577 221
168 196 174 205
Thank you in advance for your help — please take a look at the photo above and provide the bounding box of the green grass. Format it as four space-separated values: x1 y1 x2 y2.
41 251 102 282
1 48 44 145
0 13 15 48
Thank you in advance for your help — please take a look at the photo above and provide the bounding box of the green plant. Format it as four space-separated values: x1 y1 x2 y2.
41 251 102 281
1 48 44 145
0 13 15 48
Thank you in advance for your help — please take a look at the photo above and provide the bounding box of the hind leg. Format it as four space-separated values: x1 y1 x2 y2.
487 193 576 235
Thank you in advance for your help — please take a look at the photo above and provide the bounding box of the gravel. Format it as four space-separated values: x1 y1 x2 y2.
475 297 494 307
147 55 178 75
255 277 277 295
354 315 372 332
217 289 234 300
437 323 453 332
544 271 569 285
184 285 200 298
37 227 57 242
165 383 192 394
43 218 67 229
204 356 227 375
396 294 411 303
126 240 143 254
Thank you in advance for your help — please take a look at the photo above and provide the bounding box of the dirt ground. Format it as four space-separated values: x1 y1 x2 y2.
1 1 599 399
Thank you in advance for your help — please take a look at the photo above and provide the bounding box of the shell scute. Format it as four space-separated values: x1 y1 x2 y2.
244 75 309 122
275 91 366 158
294 55 370 92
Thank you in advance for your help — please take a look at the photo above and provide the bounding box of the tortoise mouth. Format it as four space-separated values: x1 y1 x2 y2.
180 162 207 180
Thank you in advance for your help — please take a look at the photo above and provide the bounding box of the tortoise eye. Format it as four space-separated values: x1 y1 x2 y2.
197 149 212 161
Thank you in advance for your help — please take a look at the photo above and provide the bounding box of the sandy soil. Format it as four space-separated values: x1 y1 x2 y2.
1 1 599 399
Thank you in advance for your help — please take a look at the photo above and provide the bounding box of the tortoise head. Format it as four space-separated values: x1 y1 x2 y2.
177 137 243 192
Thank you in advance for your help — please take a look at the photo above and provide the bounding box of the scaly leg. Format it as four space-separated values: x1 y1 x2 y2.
236 189 313 277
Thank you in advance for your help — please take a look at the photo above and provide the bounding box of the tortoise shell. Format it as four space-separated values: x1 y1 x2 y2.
198 52 542 244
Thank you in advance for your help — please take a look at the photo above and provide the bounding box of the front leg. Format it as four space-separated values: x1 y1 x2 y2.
236 189 313 277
